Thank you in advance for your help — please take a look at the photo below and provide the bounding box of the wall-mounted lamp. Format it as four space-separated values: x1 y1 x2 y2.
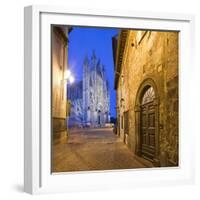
69 76 74 84
64 69 75 84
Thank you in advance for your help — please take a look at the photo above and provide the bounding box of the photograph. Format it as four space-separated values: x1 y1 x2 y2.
51 25 179 173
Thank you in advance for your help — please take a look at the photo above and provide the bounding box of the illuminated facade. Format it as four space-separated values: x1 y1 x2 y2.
68 51 110 127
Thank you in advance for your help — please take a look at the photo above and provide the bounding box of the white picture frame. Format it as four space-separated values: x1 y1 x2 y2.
24 5 195 194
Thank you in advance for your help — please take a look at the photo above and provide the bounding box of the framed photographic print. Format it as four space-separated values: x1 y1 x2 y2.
24 5 195 194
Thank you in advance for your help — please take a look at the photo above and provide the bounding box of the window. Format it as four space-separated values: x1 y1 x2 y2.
142 86 155 104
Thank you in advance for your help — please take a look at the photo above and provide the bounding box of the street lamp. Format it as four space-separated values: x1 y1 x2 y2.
63 69 75 139
63 69 74 112
64 69 74 84
69 75 74 84
64 69 71 80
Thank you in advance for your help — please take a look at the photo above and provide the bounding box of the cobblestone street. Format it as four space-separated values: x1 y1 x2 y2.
52 127 146 172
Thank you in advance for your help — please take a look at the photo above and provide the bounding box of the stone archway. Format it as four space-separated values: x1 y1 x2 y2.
135 78 160 166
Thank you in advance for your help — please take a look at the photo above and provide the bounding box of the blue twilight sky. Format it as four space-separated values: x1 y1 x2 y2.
68 27 119 118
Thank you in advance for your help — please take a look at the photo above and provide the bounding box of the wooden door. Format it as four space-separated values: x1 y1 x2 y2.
98 115 100 125
140 87 156 161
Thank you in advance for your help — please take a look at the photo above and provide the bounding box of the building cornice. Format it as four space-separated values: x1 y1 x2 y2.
53 26 69 46
114 30 128 89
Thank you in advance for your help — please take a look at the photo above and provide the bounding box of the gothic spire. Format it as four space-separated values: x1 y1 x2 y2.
96 59 102 76
83 55 89 65
102 64 105 73
91 49 96 60
106 80 109 90
97 58 101 69
97 58 101 66
91 50 97 70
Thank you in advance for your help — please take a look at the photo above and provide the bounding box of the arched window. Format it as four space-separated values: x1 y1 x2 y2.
141 86 155 105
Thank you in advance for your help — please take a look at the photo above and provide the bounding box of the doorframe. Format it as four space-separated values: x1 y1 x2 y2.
134 78 160 166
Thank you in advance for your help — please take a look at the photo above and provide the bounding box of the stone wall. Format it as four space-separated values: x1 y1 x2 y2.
52 26 69 143
116 30 178 166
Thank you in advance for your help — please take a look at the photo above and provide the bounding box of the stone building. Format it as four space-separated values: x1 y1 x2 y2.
83 51 110 127
113 30 178 167
68 51 110 127
52 26 72 143
67 80 83 128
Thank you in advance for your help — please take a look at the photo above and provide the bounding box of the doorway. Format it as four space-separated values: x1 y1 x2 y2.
98 114 101 125
140 87 156 161
135 79 159 165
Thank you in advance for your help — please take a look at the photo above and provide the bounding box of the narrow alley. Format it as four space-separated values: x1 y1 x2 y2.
52 127 146 172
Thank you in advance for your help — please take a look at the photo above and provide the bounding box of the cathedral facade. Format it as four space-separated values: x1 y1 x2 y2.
68 51 110 128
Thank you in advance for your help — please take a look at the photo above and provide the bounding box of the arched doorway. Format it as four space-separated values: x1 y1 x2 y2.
98 110 101 125
141 86 156 161
135 79 160 166
97 104 103 126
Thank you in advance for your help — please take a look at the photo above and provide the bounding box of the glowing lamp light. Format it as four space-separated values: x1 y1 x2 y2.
69 76 74 84
64 69 71 80
64 69 74 84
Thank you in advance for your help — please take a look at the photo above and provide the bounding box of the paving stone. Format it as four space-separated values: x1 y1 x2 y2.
52 127 146 172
